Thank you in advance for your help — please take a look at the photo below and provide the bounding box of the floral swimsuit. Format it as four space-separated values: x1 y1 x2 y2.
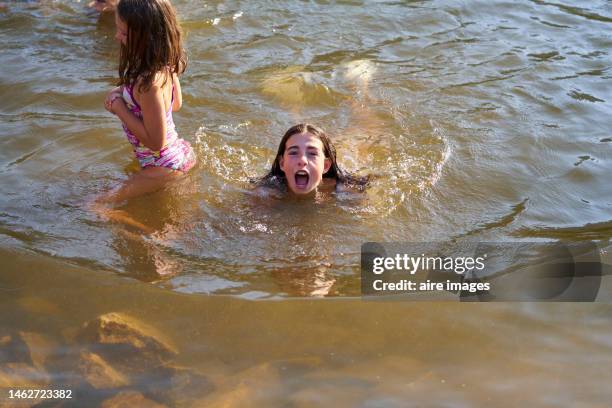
121 83 196 172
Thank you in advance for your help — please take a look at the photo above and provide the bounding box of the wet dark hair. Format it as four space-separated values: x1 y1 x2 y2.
116 0 186 92
257 123 370 192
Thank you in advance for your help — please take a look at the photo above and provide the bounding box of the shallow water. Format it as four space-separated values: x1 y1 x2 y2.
1 0 612 405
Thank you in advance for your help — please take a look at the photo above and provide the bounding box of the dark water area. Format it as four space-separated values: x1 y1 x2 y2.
1 0 612 406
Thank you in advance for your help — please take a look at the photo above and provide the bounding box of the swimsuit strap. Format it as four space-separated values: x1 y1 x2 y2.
127 83 141 110
168 83 174 114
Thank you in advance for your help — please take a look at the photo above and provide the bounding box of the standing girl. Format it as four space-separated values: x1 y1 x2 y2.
99 0 195 217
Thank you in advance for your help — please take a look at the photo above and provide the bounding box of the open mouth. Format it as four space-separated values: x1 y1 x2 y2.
294 170 309 189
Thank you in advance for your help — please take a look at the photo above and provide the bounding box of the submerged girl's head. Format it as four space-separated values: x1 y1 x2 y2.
277 124 333 195
115 0 186 90
260 124 369 195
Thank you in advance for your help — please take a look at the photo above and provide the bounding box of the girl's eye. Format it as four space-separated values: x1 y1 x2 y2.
288 151 297 156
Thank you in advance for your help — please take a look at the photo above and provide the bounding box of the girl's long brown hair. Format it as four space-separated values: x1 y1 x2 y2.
116 0 186 92
257 124 370 192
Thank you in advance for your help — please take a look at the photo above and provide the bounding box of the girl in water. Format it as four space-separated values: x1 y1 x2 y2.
96 0 195 228
258 123 369 196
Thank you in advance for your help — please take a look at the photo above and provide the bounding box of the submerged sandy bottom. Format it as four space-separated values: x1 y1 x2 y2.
3 246 612 407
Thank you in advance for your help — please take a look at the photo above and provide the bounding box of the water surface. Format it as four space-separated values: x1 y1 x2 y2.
1 0 611 405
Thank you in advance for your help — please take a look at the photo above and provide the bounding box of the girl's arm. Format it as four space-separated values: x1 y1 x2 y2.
172 73 182 111
110 81 167 151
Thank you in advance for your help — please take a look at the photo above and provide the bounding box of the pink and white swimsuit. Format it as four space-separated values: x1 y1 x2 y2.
121 83 196 172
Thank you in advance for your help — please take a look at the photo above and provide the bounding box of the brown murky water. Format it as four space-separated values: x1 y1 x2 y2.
1 0 611 406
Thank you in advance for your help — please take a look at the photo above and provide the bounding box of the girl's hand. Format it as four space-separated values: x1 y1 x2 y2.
108 97 127 115
105 88 124 114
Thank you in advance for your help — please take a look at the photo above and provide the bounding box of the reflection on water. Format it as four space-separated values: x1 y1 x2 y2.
1 0 612 405
106 175 201 281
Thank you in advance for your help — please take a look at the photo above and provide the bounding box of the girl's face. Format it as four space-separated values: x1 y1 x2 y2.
279 132 331 195
114 13 128 46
